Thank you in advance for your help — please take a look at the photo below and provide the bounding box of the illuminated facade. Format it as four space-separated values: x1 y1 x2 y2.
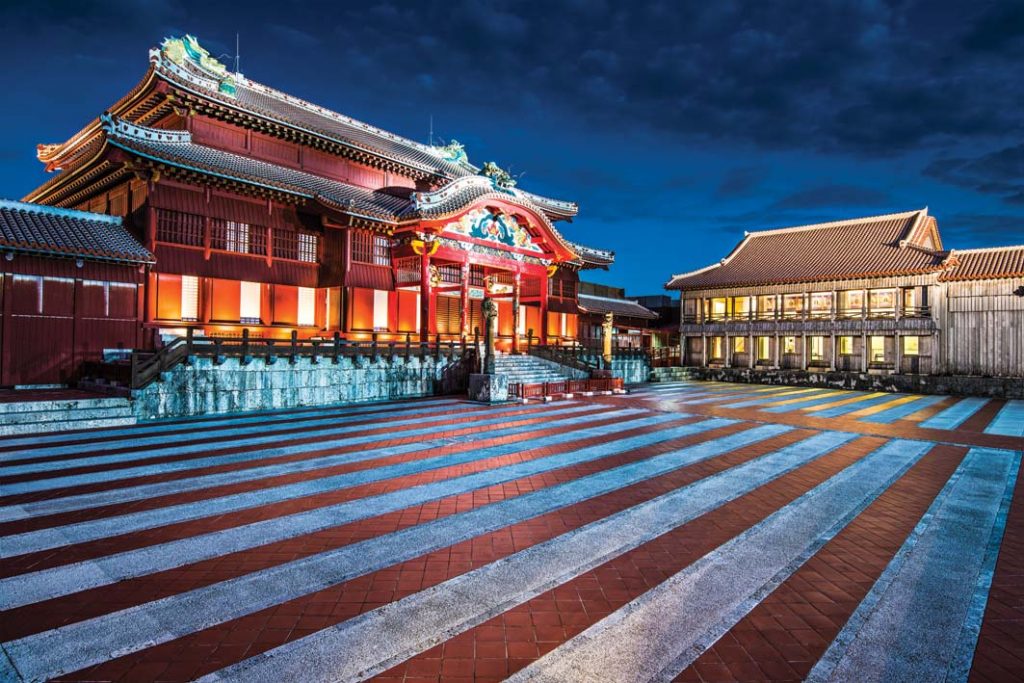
21 34 613 377
667 209 1024 377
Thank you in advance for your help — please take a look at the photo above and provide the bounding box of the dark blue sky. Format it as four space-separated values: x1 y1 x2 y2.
1 0 1021 294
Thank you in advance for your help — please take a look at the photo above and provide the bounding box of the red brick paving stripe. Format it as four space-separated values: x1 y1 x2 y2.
676 443 967 683
0 406 618 537
0 404 609 508
606 395 1024 451
958 399 1007 434
0 408 658 580
898 395 960 424
969 452 1024 683
0 402 568 485
0 401 493 469
0 414 716 641
381 435 886 683
47 425 807 682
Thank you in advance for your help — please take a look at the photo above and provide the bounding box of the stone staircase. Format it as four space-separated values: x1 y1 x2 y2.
0 393 137 436
494 354 580 385
650 366 695 382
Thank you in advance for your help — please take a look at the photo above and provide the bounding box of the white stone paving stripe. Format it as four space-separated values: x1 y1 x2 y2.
984 400 1024 437
805 447 1021 683
0 413 693 607
727 388 833 409
919 397 989 431
0 397 462 452
1 420 786 681
0 399 473 463
0 406 625 558
1 403 586 496
0 405 609 523
197 428 853 683
508 439 933 683
2 401 537 475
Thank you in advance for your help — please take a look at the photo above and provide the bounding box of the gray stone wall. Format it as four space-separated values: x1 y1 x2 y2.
682 366 1024 399
132 353 468 420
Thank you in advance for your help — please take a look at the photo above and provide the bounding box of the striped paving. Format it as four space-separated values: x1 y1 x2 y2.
0 386 1021 682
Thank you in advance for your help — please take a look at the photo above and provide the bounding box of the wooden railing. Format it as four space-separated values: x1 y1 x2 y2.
118 329 477 390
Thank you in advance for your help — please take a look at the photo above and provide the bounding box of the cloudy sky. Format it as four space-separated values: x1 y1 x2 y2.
1 0 1021 293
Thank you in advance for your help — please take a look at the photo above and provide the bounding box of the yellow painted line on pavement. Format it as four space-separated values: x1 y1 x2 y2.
846 394 925 418
802 392 890 412
762 389 847 407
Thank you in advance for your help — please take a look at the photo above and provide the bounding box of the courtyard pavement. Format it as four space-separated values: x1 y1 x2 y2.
0 381 1021 682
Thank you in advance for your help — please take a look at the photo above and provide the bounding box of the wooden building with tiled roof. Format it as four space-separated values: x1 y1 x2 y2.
16 34 613 385
666 209 1024 378
0 200 154 385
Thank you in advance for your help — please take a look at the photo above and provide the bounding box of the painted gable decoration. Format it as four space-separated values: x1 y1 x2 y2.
161 34 237 97
442 208 542 253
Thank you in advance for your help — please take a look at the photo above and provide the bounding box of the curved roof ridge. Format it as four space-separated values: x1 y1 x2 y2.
0 198 123 225
948 244 1024 254
745 208 925 237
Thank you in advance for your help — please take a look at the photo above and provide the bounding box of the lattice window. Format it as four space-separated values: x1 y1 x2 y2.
352 230 391 266
436 264 461 285
156 209 203 247
274 228 298 261
298 233 318 263
469 265 485 287
210 219 267 255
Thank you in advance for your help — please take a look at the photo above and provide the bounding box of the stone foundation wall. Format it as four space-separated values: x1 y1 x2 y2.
574 354 651 385
683 366 1024 399
132 354 470 420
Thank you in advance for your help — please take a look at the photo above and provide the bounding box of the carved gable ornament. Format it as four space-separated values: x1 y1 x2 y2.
442 208 542 253
161 34 237 97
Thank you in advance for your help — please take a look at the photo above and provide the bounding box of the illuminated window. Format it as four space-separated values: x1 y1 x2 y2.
839 336 854 355
870 336 887 362
810 293 832 316
809 336 825 360
298 233 319 263
298 287 315 326
181 275 199 321
710 336 724 359
840 290 864 315
710 298 727 319
757 295 776 318
757 336 771 359
903 336 920 356
373 289 389 330
732 297 750 317
240 281 261 323
869 289 896 314
783 294 804 317
733 337 746 353
783 336 797 354
517 306 528 335
224 221 249 253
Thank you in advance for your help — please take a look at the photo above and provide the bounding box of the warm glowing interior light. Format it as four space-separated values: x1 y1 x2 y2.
181 275 199 321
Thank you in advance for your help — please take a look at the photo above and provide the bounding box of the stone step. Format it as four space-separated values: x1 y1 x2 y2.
0 396 131 414
0 415 138 437
0 404 135 425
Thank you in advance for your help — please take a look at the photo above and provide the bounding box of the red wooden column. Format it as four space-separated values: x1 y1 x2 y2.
539 272 549 346
460 259 470 340
419 253 434 342
512 271 522 353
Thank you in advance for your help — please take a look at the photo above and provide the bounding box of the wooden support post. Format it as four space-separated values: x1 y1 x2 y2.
332 331 340 364
371 332 379 362
290 330 298 364
420 253 433 343
404 332 411 362
460 260 471 340
512 272 522 354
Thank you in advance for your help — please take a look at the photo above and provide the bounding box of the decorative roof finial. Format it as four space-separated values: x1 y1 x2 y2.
481 161 516 190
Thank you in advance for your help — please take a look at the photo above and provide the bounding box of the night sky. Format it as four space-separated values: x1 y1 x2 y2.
1 0 1021 295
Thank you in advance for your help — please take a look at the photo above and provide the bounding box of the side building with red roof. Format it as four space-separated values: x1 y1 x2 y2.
666 209 1024 378
0 200 154 385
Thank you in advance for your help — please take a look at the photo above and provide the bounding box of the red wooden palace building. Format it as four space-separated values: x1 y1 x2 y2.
13 35 612 384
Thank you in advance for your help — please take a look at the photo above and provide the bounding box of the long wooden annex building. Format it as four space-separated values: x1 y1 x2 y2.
666 209 1024 378
7 34 613 386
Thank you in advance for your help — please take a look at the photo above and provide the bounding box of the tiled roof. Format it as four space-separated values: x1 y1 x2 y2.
0 199 154 264
104 118 613 265
666 209 946 290
104 117 409 222
940 246 1024 281
152 43 474 181
578 294 659 319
